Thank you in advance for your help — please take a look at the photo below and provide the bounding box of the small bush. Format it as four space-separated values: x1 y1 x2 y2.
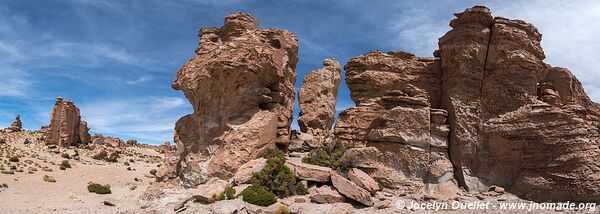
149 169 157 176
87 182 111 194
250 156 303 197
61 153 70 159
302 139 355 172
242 185 277 206
60 160 71 168
1 170 14 174
274 205 290 214
261 148 285 160
43 175 56 182
296 182 308 195
9 156 19 162
225 185 236 199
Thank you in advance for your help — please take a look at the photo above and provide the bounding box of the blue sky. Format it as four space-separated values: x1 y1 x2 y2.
1 0 599 144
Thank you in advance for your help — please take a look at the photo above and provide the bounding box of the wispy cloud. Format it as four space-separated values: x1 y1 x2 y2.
79 96 191 144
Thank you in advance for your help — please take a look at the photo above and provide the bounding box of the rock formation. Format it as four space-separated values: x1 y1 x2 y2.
297 59 341 145
335 51 455 196
335 5 600 202
45 97 91 147
160 12 298 186
91 134 125 148
4 115 24 133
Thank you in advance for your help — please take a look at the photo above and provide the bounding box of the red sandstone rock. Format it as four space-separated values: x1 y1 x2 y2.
45 97 90 147
161 12 298 185
297 58 341 145
4 115 24 133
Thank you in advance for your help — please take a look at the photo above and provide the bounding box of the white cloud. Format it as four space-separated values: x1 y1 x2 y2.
489 0 600 102
79 96 191 144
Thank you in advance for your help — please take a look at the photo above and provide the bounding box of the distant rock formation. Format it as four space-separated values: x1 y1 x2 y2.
45 97 91 147
335 6 600 202
91 134 125 148
297 58 341 147
159 12 298 186
4 115 24 133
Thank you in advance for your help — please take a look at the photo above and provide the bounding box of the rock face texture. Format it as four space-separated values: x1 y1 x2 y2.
4 115 24 132
45 97 91 147
162 12 298 186
335 5 600 202
335 51 454 195
297 59 341 145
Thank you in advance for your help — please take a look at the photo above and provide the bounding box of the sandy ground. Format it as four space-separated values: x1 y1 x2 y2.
0 131 163 214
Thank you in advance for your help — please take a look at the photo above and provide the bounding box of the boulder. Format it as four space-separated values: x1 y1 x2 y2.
159 12 298 185
44 97 90 147
347 168 380 193
232 158 267 184
331 173 373 206
309 185 345 204
285 159 332 182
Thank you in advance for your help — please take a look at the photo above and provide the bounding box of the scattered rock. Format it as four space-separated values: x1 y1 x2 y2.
347 168 380 193
330 173 373 206
284 159 332 182
308 185 345 204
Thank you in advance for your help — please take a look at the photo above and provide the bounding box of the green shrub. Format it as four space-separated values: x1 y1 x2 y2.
87 182 111 194
241 185 277 206
296 182 308 195
1 170 14 174
225 185 236 199
9 156 19 162
60 160 71 169
302 139 355 172
43 175 56 182
250 157 302 197
261 148 285 160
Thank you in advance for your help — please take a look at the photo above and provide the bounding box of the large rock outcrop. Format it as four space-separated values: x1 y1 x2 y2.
336 5 600 202
297 58 341 144
161 12 298 186
45 97 91 147
335 51 455 195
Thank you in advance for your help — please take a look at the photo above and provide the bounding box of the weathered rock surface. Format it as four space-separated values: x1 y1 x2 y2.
331 173 373 206
347 168 380 194
335 5 600 203
335 51 455 195
308 185 346 204
4 115 24 133
285 159 332 182
160 12 298 185
44 97 90 147
232 158 267 185
297 58 341 145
